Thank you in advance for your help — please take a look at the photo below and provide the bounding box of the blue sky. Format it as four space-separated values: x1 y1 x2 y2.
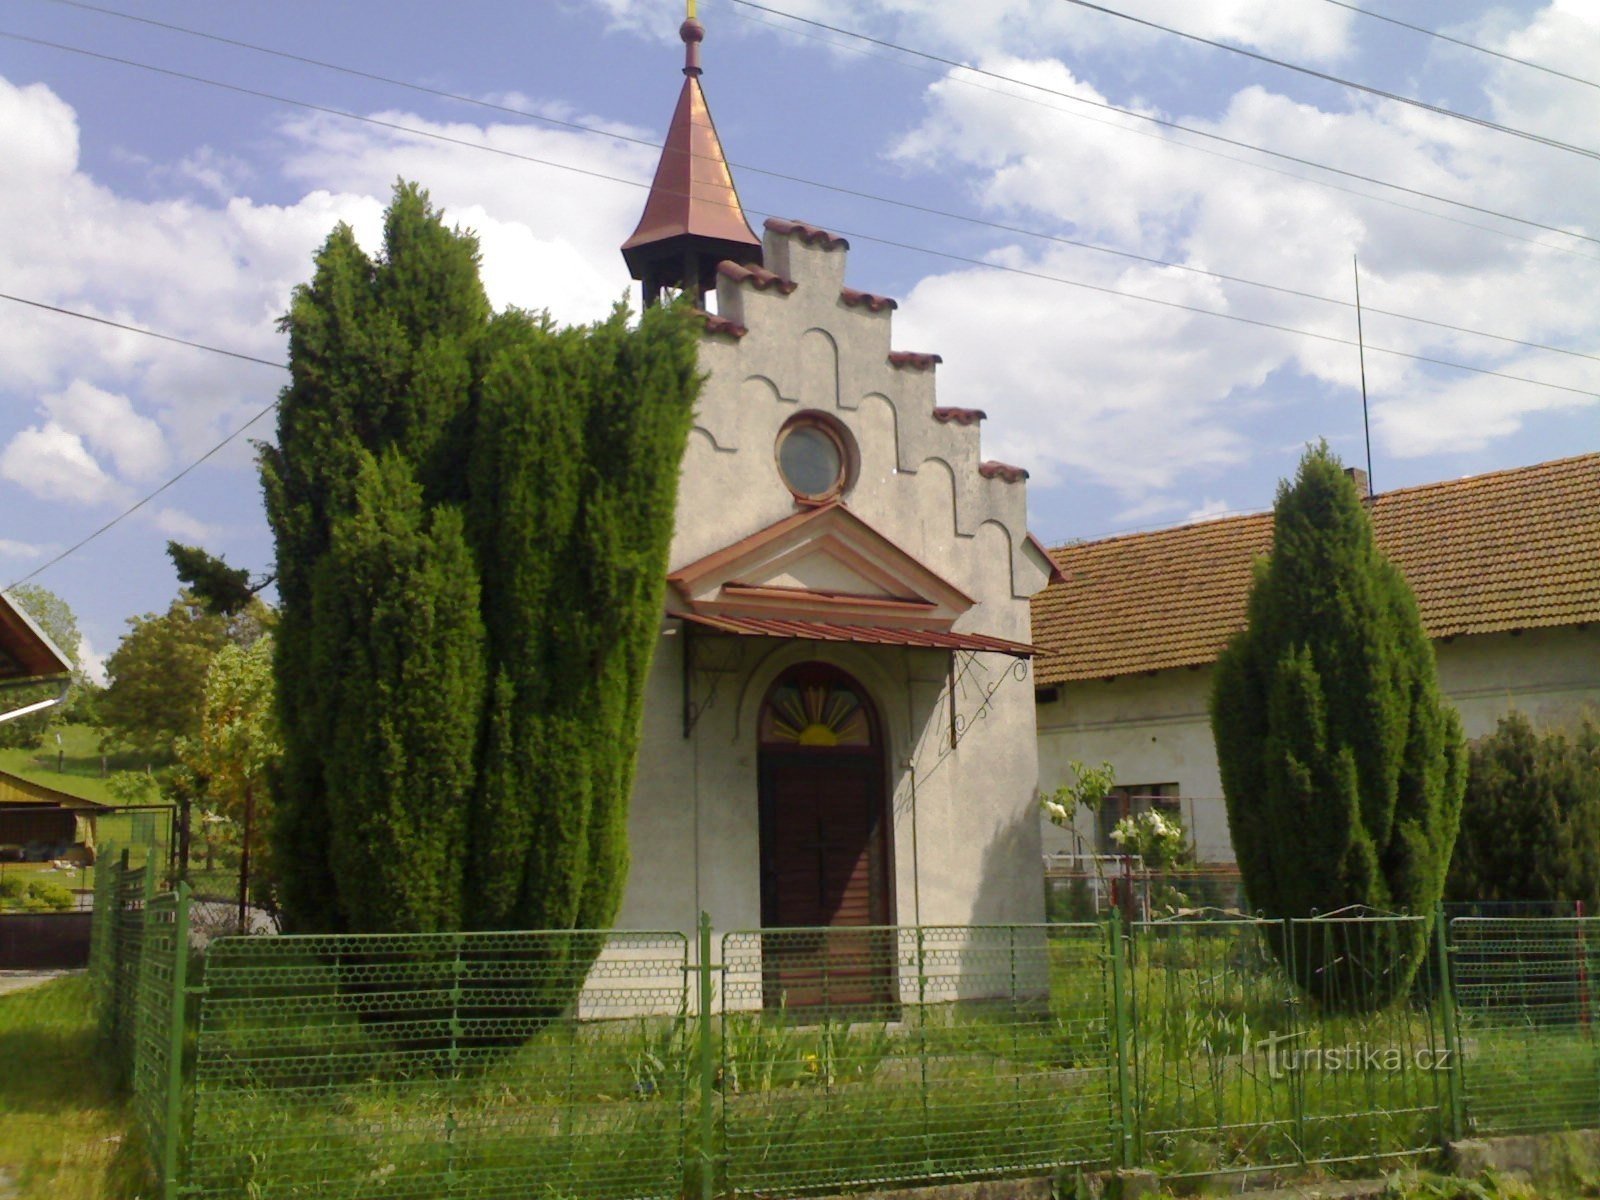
1 0 1596 676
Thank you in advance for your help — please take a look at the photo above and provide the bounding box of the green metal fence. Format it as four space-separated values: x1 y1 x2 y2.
84 901 1600 1199
187 930 690 1200
1453 917 1600 1135
718 923 1113 1196
1126 914 1449 1178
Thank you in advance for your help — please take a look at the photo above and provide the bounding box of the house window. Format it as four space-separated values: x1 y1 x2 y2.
1096 784 1181 855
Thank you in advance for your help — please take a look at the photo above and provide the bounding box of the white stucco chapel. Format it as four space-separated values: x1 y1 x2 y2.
610 15 1061 1001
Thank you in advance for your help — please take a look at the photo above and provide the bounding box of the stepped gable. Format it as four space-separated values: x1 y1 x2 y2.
690 218 1057 599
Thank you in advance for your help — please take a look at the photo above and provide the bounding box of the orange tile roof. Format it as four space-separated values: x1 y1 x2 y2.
1032 454 1600 684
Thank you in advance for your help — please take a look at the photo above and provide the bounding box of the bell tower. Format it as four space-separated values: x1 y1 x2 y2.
620 7 763 308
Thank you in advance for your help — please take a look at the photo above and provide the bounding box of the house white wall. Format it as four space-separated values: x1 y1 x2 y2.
616 222 1053 952
1037 624 1600 864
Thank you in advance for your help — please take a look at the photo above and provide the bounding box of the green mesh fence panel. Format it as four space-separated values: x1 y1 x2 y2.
718 924 1114 1197
186 930 690 1200
87 851 119 1042
110 863 150 1075
1284 915 1448 1168
1452 917 1600 1135
1128 915 1447 1178
131 888 188 1193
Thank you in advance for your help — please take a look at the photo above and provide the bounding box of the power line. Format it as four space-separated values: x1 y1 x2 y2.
0 293 287 369
722 0 1600 249
1059 0 1600 162
28 2 1600 258
0 292 287 588
11 18 1600 369
1320 0 1600 91
710 0 1600 267
5 35 1597 402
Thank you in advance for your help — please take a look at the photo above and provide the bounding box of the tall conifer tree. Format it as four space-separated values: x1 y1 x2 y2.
263 183 698 938
1211 444 1465 1008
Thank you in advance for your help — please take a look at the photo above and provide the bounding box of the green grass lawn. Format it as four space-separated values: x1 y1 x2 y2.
0 975 148 1200
0 724 154 806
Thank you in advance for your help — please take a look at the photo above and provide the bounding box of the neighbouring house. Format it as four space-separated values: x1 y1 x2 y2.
0 770 109 862
1032 455 1600 864
613 17 1060 1003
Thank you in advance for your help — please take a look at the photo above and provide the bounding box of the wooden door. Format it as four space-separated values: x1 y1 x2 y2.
757 667 893 1010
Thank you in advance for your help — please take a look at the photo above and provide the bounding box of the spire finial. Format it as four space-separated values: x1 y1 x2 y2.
681 6 704 77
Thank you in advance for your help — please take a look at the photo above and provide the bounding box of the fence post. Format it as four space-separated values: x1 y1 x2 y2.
1433 905 1465 1143
696 911 717 1200
161 883 192 1200
1285 919 1307 1163
1106 910 1134 1168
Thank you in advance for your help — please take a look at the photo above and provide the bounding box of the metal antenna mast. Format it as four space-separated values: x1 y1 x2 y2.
1354 255 1374 495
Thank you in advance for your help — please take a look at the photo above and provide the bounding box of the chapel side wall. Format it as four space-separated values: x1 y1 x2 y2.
1034 624 1600 868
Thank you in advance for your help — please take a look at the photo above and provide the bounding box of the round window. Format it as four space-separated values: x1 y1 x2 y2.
776 419 847 501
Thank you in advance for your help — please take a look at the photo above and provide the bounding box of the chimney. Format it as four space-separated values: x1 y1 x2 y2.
1344 467 1370 499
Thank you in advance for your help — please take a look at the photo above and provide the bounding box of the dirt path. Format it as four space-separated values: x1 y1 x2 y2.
0 969 80 996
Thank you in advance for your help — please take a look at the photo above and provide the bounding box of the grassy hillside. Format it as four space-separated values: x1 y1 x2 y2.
0 725 154 806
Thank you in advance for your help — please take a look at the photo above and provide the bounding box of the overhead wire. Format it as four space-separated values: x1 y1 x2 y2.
721 0 1600 249
1318 0 1600 91
45 0 1600 271
1058 0 1600 162
0 293 287 590
7 15 1600 368
708 0 1600 267
5 9 1600 581
0 32 1595 396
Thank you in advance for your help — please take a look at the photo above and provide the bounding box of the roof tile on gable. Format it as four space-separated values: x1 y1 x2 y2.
1032 454 1600 684
717 260 796 293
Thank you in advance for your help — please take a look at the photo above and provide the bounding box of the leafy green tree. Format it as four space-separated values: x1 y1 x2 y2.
176 635 282 915
167 542 272 617
1446 712 1600 911
263 183 699 944
0 584 82 748
97 592 268 764
1211 444 1466 1009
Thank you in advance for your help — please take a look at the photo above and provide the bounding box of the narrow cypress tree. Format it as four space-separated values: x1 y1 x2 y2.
263 182 489 931
312 451 484 933
264 183 699 944
1211 444 1466 1009
466 304 699 934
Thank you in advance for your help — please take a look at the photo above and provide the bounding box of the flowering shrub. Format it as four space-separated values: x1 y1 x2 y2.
1109 809 1189 870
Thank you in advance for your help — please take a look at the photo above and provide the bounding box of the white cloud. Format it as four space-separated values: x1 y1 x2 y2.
1186 498 1235 522
41 380 167 481
0 422 126 506
0 539 43 560
592 0 1353 62
0 72 655 505
147 507 215 543
76 632 107 687
881 21 1600 500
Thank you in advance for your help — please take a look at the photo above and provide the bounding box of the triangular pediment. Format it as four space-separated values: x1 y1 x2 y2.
668 502 974 629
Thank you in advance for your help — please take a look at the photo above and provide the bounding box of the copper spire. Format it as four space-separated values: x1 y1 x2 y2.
621 13 763 308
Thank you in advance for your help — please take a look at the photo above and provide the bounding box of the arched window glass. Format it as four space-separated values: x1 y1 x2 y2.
759 677 873 748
